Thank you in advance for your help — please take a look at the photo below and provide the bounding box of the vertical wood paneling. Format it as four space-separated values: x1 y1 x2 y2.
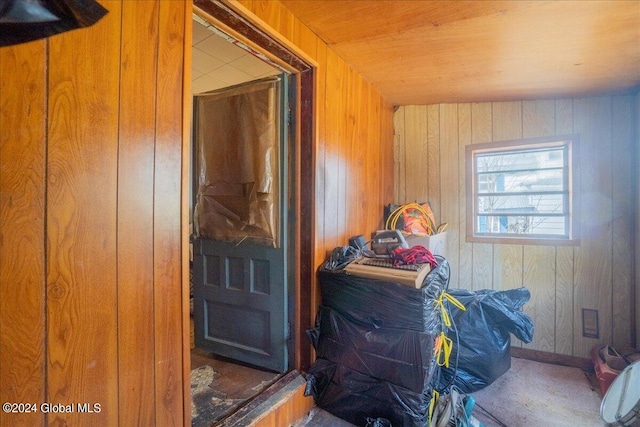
522 100 556 351
471 103 494 290
344 67 357 235
154 2 186 425
323 49 345 250
117 1 159 425
554 99 574 356
427 105 441 222
404 106 429 203
573 97 613 357
492 102 523 293
380 95 395 227
395 95 634 358
458 104 472 288
243 0 395 333
313 38 328 302
555 246 574 355
611 96 633 349
0 41 47 427
1 2 191 425
523 100 555 138
393 108 406 203
522 247 556 351
440 104 459 287
635 91 640 349
46 1 122 424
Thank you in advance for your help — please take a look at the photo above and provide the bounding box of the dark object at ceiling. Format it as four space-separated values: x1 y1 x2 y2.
0 0 108 47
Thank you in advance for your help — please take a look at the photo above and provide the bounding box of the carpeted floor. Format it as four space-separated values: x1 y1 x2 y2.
295 357 610 427
471 357 605 427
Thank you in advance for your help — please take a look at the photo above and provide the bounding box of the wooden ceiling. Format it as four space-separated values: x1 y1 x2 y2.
280 1 640 105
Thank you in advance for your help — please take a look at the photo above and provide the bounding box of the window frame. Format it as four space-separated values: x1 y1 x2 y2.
465 135 580 246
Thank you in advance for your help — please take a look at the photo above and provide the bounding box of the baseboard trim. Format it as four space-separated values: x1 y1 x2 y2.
511 347 593 371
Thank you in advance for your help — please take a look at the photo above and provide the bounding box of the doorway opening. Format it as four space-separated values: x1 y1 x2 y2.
188 1 315 424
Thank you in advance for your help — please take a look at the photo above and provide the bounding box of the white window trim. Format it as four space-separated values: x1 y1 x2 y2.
465 135 580 246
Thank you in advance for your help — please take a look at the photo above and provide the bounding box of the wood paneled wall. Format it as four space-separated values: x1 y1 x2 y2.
635 90 640 349
1 0 394 425
395 97 636 358
0 1 189 425
235 1 396 311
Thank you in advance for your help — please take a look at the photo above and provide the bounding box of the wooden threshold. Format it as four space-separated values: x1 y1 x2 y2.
217 370 314 426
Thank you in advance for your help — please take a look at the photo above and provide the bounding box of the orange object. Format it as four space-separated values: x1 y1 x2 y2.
591 345 620 396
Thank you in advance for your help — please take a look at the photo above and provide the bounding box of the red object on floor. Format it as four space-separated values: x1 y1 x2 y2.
591 345 620 396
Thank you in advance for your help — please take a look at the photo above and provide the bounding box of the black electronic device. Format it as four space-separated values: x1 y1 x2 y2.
371 229 408 256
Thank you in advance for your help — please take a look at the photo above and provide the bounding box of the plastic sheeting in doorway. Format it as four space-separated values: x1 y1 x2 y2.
193 77 281 247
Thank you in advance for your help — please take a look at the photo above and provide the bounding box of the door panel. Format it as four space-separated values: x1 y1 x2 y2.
192 76 289 373
193 239 286 372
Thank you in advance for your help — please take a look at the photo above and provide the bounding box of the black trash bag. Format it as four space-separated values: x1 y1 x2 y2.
0 0 108 47
305 358 434 427
366 417 393 427
310 305 440 393
438 287 534 393
317 255 449 332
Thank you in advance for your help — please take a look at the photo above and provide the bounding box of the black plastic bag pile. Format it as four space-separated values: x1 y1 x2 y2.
437 287 535 393
305 257 450 427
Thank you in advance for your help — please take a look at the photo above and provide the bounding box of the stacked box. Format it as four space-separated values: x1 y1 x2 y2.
305 257 450 427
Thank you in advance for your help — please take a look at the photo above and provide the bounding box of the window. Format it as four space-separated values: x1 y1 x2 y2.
466 135 579 245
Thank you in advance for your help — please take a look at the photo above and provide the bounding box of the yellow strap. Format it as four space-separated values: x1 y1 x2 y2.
428 389 440 423
434 292 466 328
436 332 453 368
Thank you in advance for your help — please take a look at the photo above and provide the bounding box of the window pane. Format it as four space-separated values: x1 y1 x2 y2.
478 193 566 215
468 137 575 242
476 215 567 236
476 146 565 173
477 169 565 194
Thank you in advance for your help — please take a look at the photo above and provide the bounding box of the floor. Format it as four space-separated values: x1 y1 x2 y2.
293 357 610 427
190 348 281 426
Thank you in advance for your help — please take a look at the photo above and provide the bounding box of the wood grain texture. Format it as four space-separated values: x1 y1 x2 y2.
457 103 472 289
404 105 428 203
520 99 556 349
555 246 574 355
323 48 345 250
46 1 122 424
635 91 640 349
611 96 633 349
117 1 159 425
154 2 187 425
395 96 634 358
427 104 441 223
242 0 395 368
470 103 494 290
440 104 460 287
573 97 613 357
313 39 328 314
0 41 47 427
523 246 556 352
279 1 640 105
250 381 314 427
393 108 406 203
554 99 574 356
523 100 555 138
0 1 191 425
379 96 395 229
